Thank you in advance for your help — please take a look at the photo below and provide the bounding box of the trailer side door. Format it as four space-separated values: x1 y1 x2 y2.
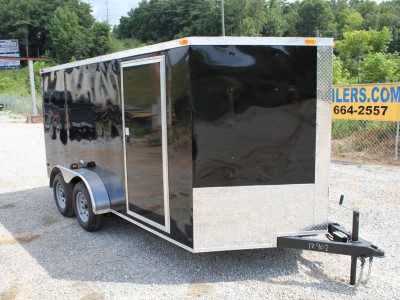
121 56 170 233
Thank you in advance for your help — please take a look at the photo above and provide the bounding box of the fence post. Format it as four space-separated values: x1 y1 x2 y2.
395 121 399 161
28 60 37 116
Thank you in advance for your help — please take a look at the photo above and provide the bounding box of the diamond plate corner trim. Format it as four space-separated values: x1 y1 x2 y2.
314 46 333 228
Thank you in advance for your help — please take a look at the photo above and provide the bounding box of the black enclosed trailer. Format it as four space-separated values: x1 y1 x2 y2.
41 37 383 283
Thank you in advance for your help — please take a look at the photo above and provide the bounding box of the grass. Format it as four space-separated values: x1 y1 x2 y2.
0 68 32 96
0 62 47 114
332 119 398 164
332 120 397 140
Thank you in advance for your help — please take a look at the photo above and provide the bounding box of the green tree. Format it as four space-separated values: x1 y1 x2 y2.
175 0 220 37
90 22 111 56
359 52 400 83
378 0 400 52
46 2 109 61
297 0 336 36
369 26 392 52
0 0 99 59
336 30 372 80
225 0 248 35
357 0 379 29
245 0 267 35
263 0 287 36
115 0 221 41
38 0 95 57
282 1 301 36
242 17 259 36
336 27 393 81
116 0 181 42
0 0 39 57
343 9 364 32
330 0 350 39
333 55 349 84
47 7 86 63
225 0 267 36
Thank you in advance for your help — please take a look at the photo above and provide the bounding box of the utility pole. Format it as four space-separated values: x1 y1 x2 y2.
221 0 225 36
105 0 109 24
27 60 37 116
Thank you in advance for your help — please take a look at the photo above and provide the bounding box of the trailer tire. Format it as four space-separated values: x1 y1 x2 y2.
73 181 102 231
53 173 74 217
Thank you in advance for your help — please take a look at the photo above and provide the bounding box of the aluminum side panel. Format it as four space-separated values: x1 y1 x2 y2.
42 60 125 185
193 184 315 251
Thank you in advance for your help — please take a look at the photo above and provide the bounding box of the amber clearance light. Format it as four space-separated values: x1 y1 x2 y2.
179 39 189 45
305 38 317 45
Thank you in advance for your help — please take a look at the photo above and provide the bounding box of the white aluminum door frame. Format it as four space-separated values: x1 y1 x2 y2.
121 56 170 233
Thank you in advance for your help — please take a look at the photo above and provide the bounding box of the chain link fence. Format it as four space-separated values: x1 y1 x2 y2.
0 93 42 115
331 120 400 164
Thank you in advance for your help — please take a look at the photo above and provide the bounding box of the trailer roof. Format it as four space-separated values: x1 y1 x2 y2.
41 36 334 74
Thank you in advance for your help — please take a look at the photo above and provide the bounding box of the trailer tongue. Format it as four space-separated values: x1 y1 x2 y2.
278 196 384 285
41 37 384 286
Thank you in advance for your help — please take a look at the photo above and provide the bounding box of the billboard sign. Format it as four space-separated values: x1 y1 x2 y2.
0 53 21 68
0 39 20 68
332 83 400 122
0 39 19 53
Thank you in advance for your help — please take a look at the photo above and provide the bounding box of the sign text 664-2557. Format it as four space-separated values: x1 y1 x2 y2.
332 83 400 122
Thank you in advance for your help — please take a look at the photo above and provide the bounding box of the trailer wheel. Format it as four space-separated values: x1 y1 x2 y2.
53 173 74 217
73 181 102 231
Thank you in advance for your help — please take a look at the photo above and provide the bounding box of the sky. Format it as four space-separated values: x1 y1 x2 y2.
89 0 141 27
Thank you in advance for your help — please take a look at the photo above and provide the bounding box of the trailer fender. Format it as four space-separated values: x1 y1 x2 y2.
50 165 111 215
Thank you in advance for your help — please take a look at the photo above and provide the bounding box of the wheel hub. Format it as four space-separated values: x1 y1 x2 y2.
76 192 89 222
56 182 66 209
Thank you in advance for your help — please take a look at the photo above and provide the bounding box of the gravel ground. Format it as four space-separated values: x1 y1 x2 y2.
0 111 399 299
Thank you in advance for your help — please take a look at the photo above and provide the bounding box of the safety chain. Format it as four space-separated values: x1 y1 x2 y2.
355 256 374 288
364 257 374 283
